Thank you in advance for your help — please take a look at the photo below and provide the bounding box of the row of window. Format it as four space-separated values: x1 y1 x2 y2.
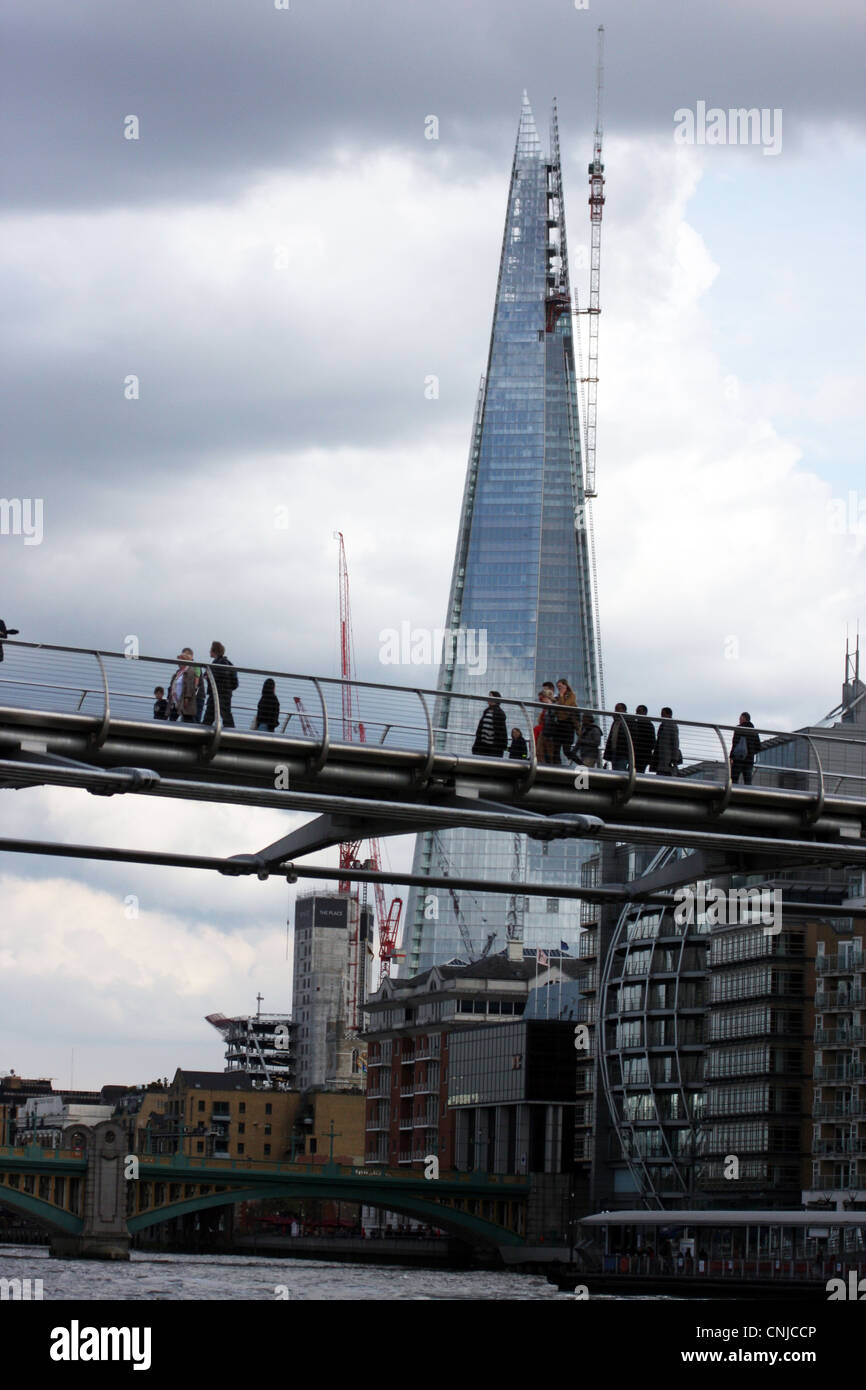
705 1046 770 1078
710 969 801 1003
613 1020 704 1048
456 1000 525 1016
615 1054 704 1084
193 1142 274 1157
610 981 705 1013
705 1085 770 1115
189 1100 273 1116
710 931 785 965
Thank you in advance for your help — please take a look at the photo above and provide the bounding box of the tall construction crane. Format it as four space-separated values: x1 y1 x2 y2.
572 24 607 710
332 532 404 990
579 23 605 500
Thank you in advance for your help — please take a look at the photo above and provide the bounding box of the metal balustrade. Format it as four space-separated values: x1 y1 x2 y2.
1 639 865 807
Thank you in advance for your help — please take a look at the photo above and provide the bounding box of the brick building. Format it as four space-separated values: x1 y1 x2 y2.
130 1070 365 1166
363 954 586 1171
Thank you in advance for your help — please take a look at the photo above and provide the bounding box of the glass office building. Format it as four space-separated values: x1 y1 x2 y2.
404 96 601 973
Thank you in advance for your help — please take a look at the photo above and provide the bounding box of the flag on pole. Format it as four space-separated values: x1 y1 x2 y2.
560 940 569 952
538 948 549 967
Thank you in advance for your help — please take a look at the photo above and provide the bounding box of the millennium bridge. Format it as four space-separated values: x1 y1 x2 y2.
0 641 865 913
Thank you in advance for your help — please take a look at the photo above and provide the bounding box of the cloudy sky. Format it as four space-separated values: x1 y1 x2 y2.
1 0 865 1088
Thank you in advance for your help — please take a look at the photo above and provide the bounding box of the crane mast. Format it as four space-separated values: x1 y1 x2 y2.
581 24 605 499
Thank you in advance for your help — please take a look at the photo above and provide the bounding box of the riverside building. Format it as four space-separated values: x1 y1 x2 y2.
575 660 866 1217
362 952 585 1172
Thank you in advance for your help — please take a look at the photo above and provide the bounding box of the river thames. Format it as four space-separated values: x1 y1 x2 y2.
1 1244 577 1300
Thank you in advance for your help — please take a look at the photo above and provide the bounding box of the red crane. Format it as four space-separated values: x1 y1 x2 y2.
333 532 404 989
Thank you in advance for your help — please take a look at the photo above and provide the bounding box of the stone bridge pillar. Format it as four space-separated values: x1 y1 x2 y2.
50 1120 130 1261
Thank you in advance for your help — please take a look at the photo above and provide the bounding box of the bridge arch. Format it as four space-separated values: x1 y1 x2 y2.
128 1180 524 1250
0 1185 82 1236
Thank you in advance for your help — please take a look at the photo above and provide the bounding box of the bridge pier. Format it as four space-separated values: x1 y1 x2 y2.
50 1120 130 1261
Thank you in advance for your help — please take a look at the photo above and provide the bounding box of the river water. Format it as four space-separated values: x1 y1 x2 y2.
1 1244 572 1300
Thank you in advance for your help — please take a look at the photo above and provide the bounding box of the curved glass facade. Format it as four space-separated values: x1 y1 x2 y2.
599 849 710 1207
405 96 600 973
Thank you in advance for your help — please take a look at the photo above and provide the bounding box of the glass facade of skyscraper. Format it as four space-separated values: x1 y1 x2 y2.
404 96 600 973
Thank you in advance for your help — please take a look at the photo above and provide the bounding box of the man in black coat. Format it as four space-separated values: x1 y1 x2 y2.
654 706 682 776
472 691 508 757
632 704 656 774
730 712 761 784
203 640 238 728
603 702 637 771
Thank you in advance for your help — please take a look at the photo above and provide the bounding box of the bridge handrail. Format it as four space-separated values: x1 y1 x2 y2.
4 639 866 806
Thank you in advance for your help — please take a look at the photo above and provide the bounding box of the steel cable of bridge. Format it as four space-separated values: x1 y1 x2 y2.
0 833 865 919
3 760 866 875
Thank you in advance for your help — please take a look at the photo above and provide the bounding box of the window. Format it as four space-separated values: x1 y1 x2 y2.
264 1144 271 1156
239 1102 246 1113
237 1143 244 1155
546 898 560 913
265 1103 272 1115
238 1123 245 1135
196 1142 204 1153
197 1101 205 1112
264 1124 272 1136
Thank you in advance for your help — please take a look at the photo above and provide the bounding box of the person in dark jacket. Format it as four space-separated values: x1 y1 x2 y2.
472 691 508 757
552 678 580 761
256 678 280 732
632 704 656 773
508 727 528 760
603 702 637 771
730 711 761 784
153 686 169 720
575 711 602 767
0 619 19 662
203 640 238 728
654 706 682 776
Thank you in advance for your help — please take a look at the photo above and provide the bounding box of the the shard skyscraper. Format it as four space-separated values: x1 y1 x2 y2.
404 95 601 974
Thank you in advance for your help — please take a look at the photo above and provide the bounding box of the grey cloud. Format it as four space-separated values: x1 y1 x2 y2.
3 0 865 213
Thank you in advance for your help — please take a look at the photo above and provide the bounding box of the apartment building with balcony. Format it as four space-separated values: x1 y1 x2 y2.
805 930 866 1210
699 918 808 1204
577 838 866 1214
